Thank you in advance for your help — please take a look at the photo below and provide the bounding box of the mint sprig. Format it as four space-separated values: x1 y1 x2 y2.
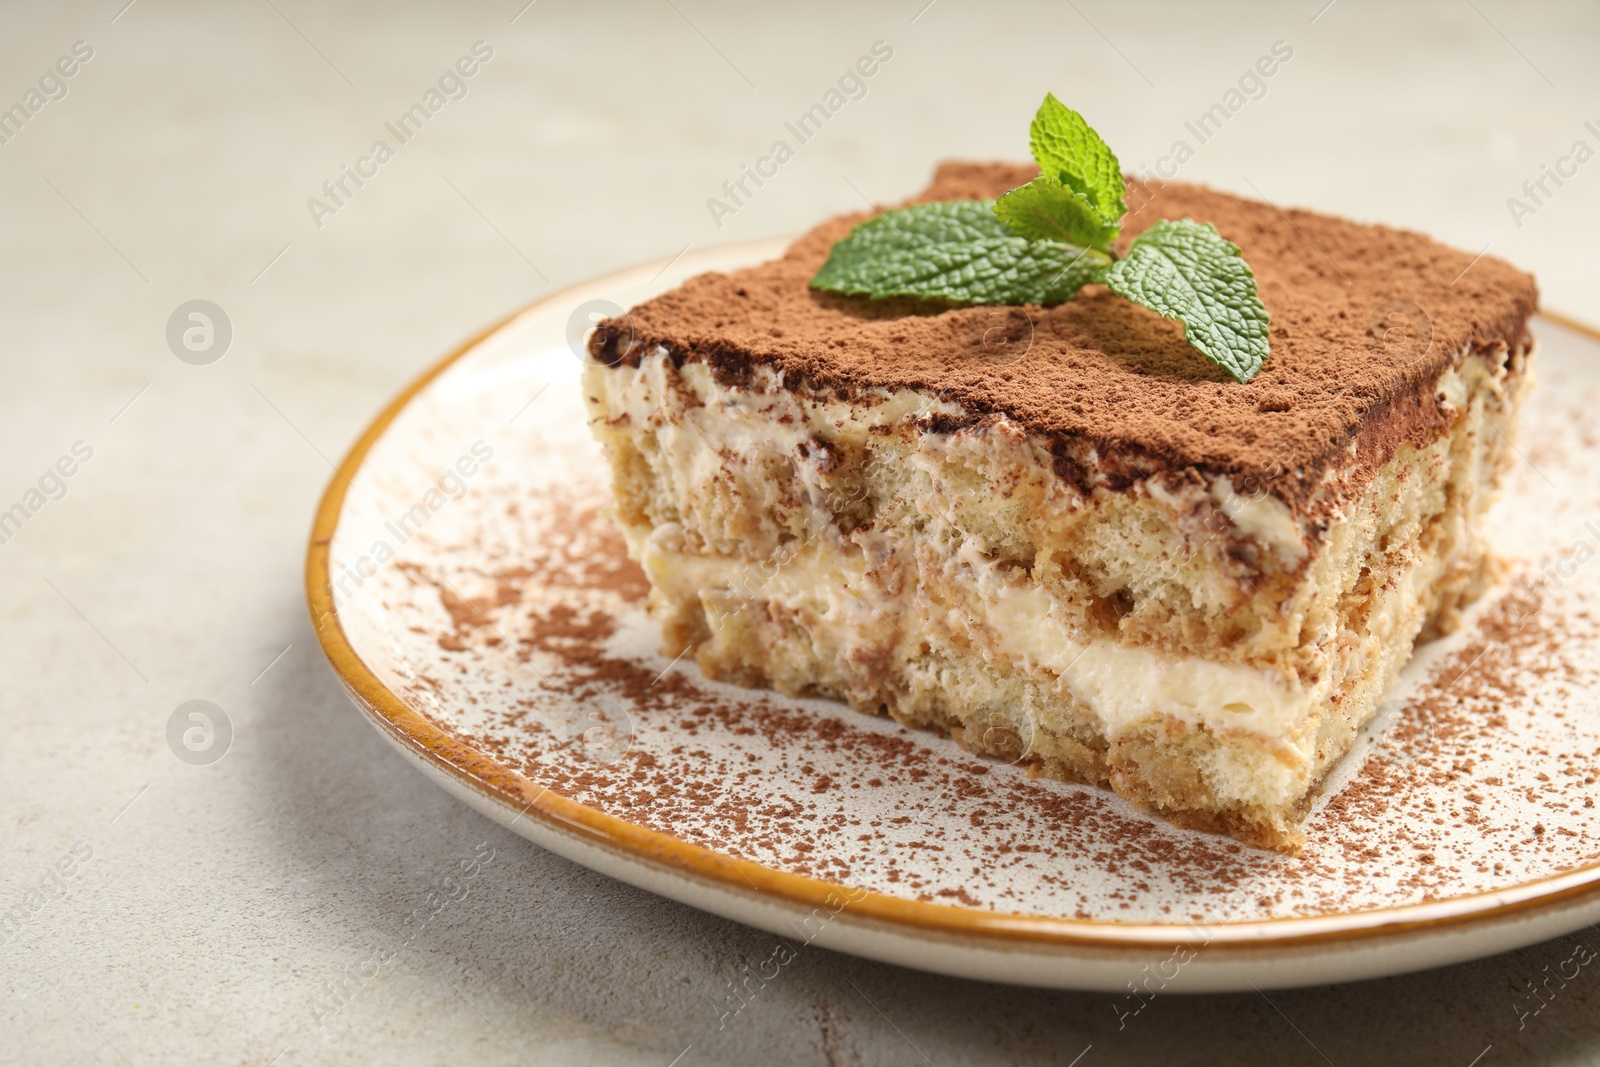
811 95 1272 382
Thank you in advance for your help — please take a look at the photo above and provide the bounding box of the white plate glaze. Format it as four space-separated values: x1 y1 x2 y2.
309 240 1600 991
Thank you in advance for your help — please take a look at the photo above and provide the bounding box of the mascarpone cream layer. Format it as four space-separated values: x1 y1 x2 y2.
584 348 1449 751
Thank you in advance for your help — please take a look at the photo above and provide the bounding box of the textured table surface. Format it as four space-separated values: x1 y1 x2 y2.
3 1 1599 1064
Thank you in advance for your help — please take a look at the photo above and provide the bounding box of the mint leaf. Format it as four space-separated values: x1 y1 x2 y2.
1102 218 1271 382
993 176 1120 249
812 200 1108 306
1029 93 1127 223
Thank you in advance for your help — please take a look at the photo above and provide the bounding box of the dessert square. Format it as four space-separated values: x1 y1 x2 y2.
581 162 1537 852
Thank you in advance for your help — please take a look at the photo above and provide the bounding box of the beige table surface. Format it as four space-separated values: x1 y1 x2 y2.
3 1 1599 1064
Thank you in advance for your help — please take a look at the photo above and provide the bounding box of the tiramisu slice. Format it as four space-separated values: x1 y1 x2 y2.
581 162 1536 853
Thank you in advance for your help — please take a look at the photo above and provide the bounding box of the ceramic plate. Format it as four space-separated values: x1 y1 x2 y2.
308 240 1600 991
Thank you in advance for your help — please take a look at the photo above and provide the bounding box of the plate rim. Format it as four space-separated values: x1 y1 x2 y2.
305 239 1600 952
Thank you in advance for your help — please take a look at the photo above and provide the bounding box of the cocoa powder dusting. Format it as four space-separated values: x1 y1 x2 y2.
592 162 1537 514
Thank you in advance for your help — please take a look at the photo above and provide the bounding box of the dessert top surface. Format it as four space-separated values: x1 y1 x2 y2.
592 163 1536 509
